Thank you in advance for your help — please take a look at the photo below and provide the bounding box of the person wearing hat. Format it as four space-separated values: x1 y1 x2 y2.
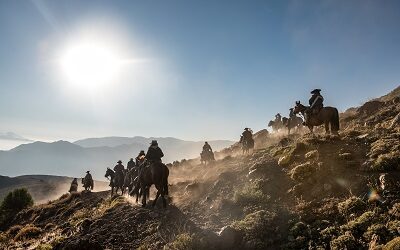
127 158 135 171
145 140 164 163
202 142 212 153
309 89 324 113
82 171 94 191
135 150 146 167
275 113 282 122
114 160 125 174
242 128 253 142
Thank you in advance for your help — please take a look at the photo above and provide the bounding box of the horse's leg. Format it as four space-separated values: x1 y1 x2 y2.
325 122 330 136
153 188 160 207
141 185 147 207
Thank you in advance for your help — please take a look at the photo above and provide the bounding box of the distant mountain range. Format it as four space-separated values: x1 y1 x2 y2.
0 175 109 203
0 137 234 179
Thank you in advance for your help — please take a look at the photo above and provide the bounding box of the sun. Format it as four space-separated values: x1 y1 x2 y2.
60 41 121 90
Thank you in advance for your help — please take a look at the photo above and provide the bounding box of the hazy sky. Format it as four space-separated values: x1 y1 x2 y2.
0 0 399 143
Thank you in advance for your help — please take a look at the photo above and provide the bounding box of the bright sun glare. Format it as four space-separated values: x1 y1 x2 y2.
60 41 121 90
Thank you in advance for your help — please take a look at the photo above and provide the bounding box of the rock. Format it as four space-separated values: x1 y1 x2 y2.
357 133 369 139
54 238 103 250
278 155 290 166
390 112 400 128
305 150 319 159
80 219 92 234
218 226 242 249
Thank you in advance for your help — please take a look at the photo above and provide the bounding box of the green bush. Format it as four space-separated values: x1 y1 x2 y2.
233 181 269 206
0 188 34 229
320 226 340 242
341 211 378 236
0 188 33 211
232 210 277 248
14 225 42 241
337 196 366 216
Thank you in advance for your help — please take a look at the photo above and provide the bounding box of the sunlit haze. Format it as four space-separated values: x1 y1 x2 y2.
0 0 399 147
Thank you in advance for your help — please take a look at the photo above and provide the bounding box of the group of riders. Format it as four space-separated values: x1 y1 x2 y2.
268 89 326 133
69 89 336 206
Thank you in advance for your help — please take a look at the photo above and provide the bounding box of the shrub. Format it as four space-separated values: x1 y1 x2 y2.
363 224 389 243
372 153 400 171
330 232 359 250
7 224 23 236
232 210 277 248
387 220 400 237
36 243 52 250
14 225 42 241
0 188 33 211
233 181 269 206
389 203 400 219
341 211 377 236
164 233 202 250
290 162 318 182
337 196 366 216
384 237 400 250
320 226 340 242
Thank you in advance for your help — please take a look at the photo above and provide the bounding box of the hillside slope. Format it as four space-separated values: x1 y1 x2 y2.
0 86 399 249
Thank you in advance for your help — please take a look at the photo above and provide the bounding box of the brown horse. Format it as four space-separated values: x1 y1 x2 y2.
283 116 304 135
293 101 339 135
133 162 169 208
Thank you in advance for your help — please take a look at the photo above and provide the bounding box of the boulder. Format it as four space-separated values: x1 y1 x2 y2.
278 155 291 166
305 150 319 160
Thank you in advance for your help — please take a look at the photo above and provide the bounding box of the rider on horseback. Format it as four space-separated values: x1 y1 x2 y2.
201 142 215 162
136 150 146 166
289 108 295 118
309 89 324 114
242 128 253 142
82 171 94 191
203 142 212 153
145 140 164 163
127 158 135 171
275 113 282 122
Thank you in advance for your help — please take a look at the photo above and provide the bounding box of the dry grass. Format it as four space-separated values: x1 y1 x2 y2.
14 225 43 241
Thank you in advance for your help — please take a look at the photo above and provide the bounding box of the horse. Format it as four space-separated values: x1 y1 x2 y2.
105 168 125 196
200 150 215 166
81 177 93 191
293 101 339 135
240 137 254 155
284 116 304 135
132 162 169 208
268 119 285 132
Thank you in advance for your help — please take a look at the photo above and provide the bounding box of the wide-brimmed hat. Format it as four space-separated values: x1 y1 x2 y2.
86 171 90 173
150 140 158 146
117 160 122 163
311 89 321 94
289 108 294 111
244 128 249 130
130 158 133 161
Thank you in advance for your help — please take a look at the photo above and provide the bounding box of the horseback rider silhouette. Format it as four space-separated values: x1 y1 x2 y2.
203 142 212 152
241 128 254 154
309 89 324 114
145 140 164 163
127 158 135 171
289 108 295 118
136 150 146 167
69 178 78 193
275 113 282 122
82 171 94 191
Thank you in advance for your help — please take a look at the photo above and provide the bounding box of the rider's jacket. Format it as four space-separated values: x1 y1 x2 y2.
145 146 164 162
114 164 124 173
127 160 135 170
203 144 212 152
242 130 252 141
309 94 324 110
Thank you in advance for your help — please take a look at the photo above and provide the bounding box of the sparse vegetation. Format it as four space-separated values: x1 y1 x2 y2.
0 188 33 229
14 225 42 241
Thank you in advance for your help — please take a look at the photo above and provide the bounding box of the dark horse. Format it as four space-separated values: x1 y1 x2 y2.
132 162 169 208
283 116 304 135
200 150 215 166
293 101 339 135
105 168 125 196
240 136 254 154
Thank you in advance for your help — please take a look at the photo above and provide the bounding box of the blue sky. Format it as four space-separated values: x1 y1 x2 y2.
0 0 399 143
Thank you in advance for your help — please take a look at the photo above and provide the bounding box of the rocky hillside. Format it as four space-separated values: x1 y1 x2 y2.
0 86 399 249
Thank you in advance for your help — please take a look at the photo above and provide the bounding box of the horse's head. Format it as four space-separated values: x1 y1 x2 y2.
268 120 274 127
105 167 113 178
293 101 306 114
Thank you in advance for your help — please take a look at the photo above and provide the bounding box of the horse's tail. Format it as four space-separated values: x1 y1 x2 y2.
332 108 340 132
